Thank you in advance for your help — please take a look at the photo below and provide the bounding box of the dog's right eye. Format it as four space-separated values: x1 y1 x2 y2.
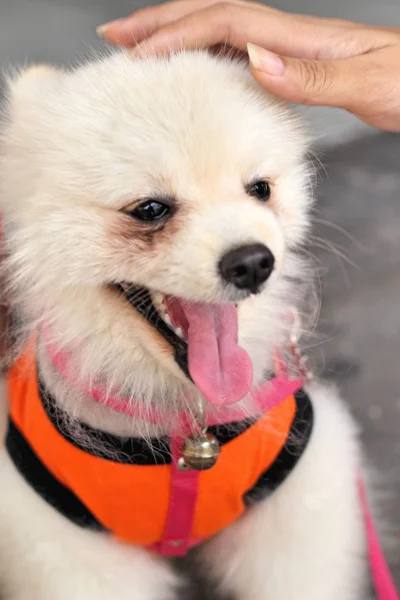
129 200 171 222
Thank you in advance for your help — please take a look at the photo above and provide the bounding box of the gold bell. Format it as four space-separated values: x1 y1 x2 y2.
180 432 220 471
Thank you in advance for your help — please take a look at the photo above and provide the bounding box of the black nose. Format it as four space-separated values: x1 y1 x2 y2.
219 243 275 294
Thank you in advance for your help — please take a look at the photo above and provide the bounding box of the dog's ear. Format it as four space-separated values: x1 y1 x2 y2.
4 64 64 130
6 64 63 105
10 64 61 86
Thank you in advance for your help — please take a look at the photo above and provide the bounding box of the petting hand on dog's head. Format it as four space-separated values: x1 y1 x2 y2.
97 0 400 132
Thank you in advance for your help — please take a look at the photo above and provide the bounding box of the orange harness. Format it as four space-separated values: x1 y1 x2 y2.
6 340 313 555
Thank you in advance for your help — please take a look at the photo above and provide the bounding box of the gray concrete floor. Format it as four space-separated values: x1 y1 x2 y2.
0 0 399 593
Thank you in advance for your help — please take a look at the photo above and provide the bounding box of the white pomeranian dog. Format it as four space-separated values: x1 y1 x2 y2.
0 51 367 600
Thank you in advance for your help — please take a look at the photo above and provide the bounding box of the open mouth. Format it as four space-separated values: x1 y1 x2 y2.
117 284 253 406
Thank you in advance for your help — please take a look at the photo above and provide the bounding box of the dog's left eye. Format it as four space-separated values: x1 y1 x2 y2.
246 180 271 201
130 200 171 222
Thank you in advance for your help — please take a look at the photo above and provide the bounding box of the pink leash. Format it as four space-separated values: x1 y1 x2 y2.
359 478 399 600
43 332 400 593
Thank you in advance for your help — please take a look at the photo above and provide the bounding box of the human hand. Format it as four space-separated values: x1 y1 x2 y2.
97 1 400 131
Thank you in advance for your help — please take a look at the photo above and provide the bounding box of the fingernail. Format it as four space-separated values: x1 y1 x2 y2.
96 19 122 37
96 23 109 37
247 43 284 76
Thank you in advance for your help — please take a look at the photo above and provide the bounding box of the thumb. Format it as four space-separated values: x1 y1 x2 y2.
247 42 362 109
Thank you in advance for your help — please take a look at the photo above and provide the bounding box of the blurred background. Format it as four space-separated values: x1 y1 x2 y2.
1 0 400 592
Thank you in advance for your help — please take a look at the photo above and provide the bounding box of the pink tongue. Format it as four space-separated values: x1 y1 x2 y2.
180 301 253 406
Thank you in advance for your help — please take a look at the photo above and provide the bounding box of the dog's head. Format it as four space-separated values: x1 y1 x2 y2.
0 52 312 409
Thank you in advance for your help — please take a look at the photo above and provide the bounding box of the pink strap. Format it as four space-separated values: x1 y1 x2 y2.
359 477 399 600
153 426 200 556
43 331 166 423
43 329 304 425
251 375 303 413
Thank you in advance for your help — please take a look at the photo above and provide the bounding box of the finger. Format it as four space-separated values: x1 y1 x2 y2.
129 4 257 55
98 1 283 46
247 42 385 112
129 4 365 59
99 0 360 47
97 0 224 45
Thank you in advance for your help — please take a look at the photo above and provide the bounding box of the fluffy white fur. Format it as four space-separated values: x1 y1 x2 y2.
0 51 367 598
